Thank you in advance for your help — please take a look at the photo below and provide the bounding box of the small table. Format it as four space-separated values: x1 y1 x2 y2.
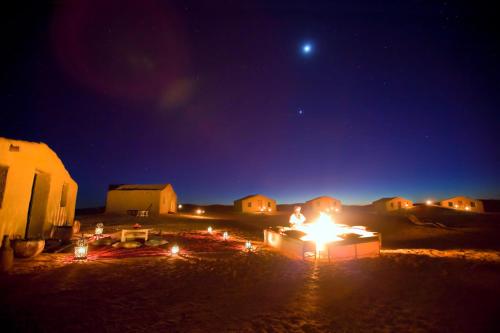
121 228 151 242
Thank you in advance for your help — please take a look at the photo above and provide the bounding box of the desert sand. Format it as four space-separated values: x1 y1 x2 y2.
1 208 500 332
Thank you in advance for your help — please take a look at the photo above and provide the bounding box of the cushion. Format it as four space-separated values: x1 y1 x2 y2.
112 241 142 249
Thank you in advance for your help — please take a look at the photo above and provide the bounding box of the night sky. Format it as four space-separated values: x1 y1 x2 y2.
1 0 499 208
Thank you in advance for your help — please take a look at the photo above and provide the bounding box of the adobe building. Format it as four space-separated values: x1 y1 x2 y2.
0 137 78 239
372 197 413 213
437 196 484 213
234 194 277 213
305 196 342 213
105 184 177 215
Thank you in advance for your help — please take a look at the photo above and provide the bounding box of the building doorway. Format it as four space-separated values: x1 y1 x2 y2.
25 172 51 238
170 198 176 213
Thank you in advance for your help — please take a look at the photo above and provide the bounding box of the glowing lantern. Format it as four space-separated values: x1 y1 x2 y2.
268 208 272 212
207 226 213 234
178 204 183 209
465 206 471 211
74 235 88 260
454 205 459 209
95 223 104 237
196 209 203 215
223 231 229 241
426 200 433 205
171 244 180 255
245 240 253 251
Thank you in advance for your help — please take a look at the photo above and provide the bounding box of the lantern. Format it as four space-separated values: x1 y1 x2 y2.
178 204 183 209
223 231 229 241
245 240 253 251
465 206 471 211
171 244 180 255
207 226 213 234
74 235 88 260
95 223 104 237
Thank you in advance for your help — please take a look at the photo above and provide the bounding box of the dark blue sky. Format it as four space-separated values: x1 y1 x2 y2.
1 0 499 207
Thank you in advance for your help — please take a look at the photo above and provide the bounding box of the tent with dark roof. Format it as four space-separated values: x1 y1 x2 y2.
233 194 276 213
305 196 342 213
372 197 413 213
105 183 177 215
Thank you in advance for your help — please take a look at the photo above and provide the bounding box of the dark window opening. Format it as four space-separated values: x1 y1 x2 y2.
9 144 20 152
60 183 68 207
0 166 8 208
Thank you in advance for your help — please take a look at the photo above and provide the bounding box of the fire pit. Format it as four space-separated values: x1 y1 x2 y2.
263 213 381 262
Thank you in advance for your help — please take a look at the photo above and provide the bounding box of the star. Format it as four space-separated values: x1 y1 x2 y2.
298 109 304 115
302 43 312 54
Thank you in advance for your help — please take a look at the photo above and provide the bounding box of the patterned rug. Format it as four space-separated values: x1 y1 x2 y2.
83 231 246 260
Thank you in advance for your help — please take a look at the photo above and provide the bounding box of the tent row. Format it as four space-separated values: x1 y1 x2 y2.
0 137 488 240
106 192 343 215
233 194 342 214
372 196 484 213
235 194 487 214
105 191 484 216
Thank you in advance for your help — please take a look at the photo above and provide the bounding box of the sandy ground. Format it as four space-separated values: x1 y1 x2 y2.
1 211 500 332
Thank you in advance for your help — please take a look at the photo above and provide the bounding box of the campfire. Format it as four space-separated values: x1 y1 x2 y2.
264 212 380 261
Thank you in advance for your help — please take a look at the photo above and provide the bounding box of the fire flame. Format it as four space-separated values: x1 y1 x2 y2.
296 212 375 251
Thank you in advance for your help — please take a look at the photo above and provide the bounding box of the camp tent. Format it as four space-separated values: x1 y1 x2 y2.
305 196 342 213
372 197 413 213
234 194 277 213
437 196 484 213
0 137 78 239
105 184 177 215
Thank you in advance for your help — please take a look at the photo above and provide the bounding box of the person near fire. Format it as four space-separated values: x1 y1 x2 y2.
289 206 306 228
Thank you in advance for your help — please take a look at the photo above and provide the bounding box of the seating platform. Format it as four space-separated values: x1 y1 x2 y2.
121 228 152 242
